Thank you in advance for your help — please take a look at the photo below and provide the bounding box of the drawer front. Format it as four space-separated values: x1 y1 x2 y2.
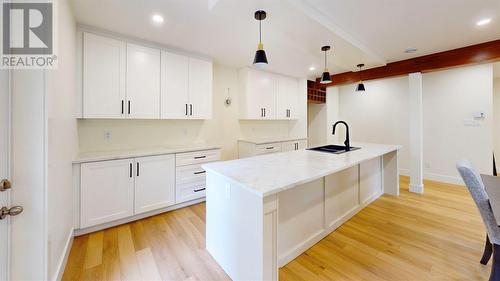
176 149 221 166
176 163 206 185
256 143 282 155
176 180 206 203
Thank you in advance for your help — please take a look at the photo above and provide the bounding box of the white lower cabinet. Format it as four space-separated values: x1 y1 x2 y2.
238 138 307 158
175 150 221 203
134 154 175 215
80 159 134 228
78 148 220 230
282 140 307 152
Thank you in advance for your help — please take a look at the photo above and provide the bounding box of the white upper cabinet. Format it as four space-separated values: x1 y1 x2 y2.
276 76 299 120
81 31 213 120
239 68 277 119
126 44 161 119
134 154 175 215
83 32 126 118
161 51 189 119
188 57 213 119
239 68 300 120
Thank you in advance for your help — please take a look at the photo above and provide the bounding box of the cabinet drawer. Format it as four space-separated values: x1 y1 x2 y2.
176 180 206 203
176 163 206 184
256 143 282 155
176 149 220 166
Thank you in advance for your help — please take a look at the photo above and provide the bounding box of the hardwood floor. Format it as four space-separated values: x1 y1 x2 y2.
63 177 491 280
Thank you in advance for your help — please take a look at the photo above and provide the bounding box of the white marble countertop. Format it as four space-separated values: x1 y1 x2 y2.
74 144 222 164
202 142 401 197
238 136 307 145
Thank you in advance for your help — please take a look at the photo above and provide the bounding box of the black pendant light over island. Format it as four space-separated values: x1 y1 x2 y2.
355 63 366 92
320 46 332 84
253 10 268 66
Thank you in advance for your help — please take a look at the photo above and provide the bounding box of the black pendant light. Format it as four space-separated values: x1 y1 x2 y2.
320 46 332 84
253 10 268 66
355 63 366 92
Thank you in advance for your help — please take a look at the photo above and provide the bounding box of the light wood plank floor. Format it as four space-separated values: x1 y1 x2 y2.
63 177 491 280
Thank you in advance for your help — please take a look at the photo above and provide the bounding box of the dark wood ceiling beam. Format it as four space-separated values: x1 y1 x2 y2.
317 39 500 87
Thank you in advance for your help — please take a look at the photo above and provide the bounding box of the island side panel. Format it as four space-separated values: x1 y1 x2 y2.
325 165 360 229
205 172 277 281
277 178 325 267
382 150 400 196
359 157 383 206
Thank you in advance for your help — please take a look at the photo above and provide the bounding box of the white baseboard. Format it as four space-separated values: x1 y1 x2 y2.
409 183 424 193
53 228 74 281
399 168 410 176
423 172 463 185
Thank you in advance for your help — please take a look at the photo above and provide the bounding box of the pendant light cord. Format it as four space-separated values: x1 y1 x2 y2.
259 18 262 44
324 50 327 70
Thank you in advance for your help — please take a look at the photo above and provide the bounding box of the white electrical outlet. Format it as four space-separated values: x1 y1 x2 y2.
104 131 111 140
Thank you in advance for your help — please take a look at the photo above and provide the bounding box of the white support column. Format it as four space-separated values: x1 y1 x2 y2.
409 73 424 193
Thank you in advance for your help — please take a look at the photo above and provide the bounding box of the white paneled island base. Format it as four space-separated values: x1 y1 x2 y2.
202 143 400 281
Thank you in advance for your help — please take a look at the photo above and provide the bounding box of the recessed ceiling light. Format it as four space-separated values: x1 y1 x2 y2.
309 66 316 71
404 48 417 54
476 18 491 26
151 14 164 24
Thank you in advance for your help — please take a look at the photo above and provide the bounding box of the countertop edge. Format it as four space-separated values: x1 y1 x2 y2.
203 145 401 198
238 137 308 145
73 145 222 164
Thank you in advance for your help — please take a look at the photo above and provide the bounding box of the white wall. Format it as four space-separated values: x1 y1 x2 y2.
423 64 493 183
494 78 500 160
46 0 78 279
338 76 410 173
77 64 307 160
330 64 494 185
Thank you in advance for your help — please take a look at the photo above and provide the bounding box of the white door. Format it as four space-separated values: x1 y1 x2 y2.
0 69 11 281
276 76 299 120
80 159 134 228
83 32 126 118
2 68 46 279
161 51 189 119
134 155 175 214
189 58 213 119
126 44 161 119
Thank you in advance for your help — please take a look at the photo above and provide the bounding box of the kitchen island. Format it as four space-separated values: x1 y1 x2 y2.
202 142 400 281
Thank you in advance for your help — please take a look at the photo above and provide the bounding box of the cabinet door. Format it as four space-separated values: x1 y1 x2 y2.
81 159 134 228
161 51 189 119
134 154 175 214
281 141 296 152
126 44 161 119
297 139 308 149
241 69 276 119
83 32 126 118
189 58 213 119
276 76 299 120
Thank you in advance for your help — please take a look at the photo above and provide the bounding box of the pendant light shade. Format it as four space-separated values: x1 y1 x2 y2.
320 46 332 84
253 10 268 66
355 83 366 92
355 63 365 92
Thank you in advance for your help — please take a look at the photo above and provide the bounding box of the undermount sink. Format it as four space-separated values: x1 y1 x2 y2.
307 144 361 154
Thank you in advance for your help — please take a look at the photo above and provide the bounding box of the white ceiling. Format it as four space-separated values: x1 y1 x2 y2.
70 0 500 78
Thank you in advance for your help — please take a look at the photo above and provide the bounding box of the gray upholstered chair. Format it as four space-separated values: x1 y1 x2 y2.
457 160 500 281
